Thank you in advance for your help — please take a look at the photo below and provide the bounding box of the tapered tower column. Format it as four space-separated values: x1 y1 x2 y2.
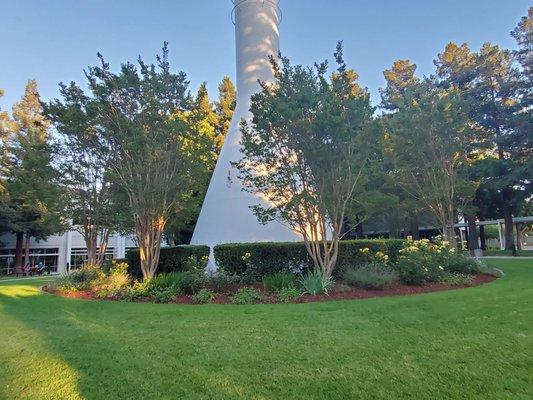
191 0 301 268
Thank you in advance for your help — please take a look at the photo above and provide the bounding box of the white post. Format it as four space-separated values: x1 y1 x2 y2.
497 221 505 250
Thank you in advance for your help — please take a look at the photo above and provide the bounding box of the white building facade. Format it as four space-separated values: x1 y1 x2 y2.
0 230 136 275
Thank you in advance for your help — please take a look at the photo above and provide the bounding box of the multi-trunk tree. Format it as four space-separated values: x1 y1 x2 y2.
45 82 121 267
386 80 477 248
236 43 380 279
79 43 213 279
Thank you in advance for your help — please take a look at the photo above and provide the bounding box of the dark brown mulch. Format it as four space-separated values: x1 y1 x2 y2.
42 274 496 305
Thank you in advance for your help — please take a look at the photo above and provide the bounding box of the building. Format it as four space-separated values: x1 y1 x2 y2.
0 229 136 275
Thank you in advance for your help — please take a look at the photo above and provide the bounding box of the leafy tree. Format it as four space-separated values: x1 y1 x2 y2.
83 44 213 279
214 76 236 151
164 83 218 245
235 43 380 278
0 89 13 235
380 59 419 111
387 80 477 248
378 59 425 239
45 82 121 267
3 81 64 270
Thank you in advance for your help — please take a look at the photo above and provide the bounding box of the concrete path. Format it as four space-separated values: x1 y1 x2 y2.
482 256 533 260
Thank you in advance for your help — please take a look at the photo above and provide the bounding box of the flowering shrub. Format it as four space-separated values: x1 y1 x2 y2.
396 238 452 285
358 247 390 264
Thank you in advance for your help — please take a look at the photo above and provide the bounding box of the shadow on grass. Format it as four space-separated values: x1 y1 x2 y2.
0 260 531 400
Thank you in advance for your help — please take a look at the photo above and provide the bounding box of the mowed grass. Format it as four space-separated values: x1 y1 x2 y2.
0 260 531 400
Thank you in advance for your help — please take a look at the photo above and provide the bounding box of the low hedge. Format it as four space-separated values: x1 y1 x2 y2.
126 245 210 278
214 239 405 280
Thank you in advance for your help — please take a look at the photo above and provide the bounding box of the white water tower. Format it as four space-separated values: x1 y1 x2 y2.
191 0 301 267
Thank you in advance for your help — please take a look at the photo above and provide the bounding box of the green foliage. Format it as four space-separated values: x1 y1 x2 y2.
277 286 302 303
52 264 105 291
149 271 187 293
445 252 482 274
193 289 216 304
342 263 397 290
396 239 449 285
262 271 296 292
298 271 334 295
231 287 263 305
214 239 404 281
2 80 65 256
152 288 180 304
438 272 474 286
93 261 131 298
475 262 505 278
235 43 381 277
126 245 209 279
204 270 237 293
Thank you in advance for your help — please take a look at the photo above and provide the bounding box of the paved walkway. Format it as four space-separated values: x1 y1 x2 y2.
482 256 533 260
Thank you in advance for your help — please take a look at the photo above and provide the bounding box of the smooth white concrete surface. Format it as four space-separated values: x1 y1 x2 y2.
191 0 301 268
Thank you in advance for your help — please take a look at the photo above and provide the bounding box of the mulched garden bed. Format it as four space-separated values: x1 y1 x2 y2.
42 274 497 305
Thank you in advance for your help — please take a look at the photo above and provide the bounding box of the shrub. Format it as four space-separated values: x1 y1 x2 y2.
152 287 179 303
95 266 131 298
126 245 210 278
214 240 404 281
52 264 105 291
205 270 237 293
395 239 450 285
231 287 263 304
299 271 334 295
475 262 505 278
193 289 216 304
438 272 474 286
342 263 397 290
149 271 188 293
277 286 302 303
262 271 296 292
445 252 481 274
121 280 152 302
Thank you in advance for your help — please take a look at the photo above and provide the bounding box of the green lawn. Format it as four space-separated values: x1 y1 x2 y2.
1 260 531 400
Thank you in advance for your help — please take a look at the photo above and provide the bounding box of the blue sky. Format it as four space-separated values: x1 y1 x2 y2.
0 0 530 110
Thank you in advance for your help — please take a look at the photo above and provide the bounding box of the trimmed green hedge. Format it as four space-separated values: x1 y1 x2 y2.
126 245 210 278
214 239 405 280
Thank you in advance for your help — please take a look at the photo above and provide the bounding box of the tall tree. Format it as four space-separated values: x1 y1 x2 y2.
84 44 213 279
45 82 120 267
379 59 425 239
236 43 380 278
0 89 13 234
3 81 64 270
380 59 419 111
214 76 236 151
387 80 477 247
164 83 218 245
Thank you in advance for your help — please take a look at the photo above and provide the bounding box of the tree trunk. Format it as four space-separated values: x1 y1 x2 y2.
135 214 165 280
354 217 364 239
443 222 457 249
14 232 24 275
408 212 420 240
466 215 479 253
24 235 31 266
479 225 487 251
516 223 523 251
